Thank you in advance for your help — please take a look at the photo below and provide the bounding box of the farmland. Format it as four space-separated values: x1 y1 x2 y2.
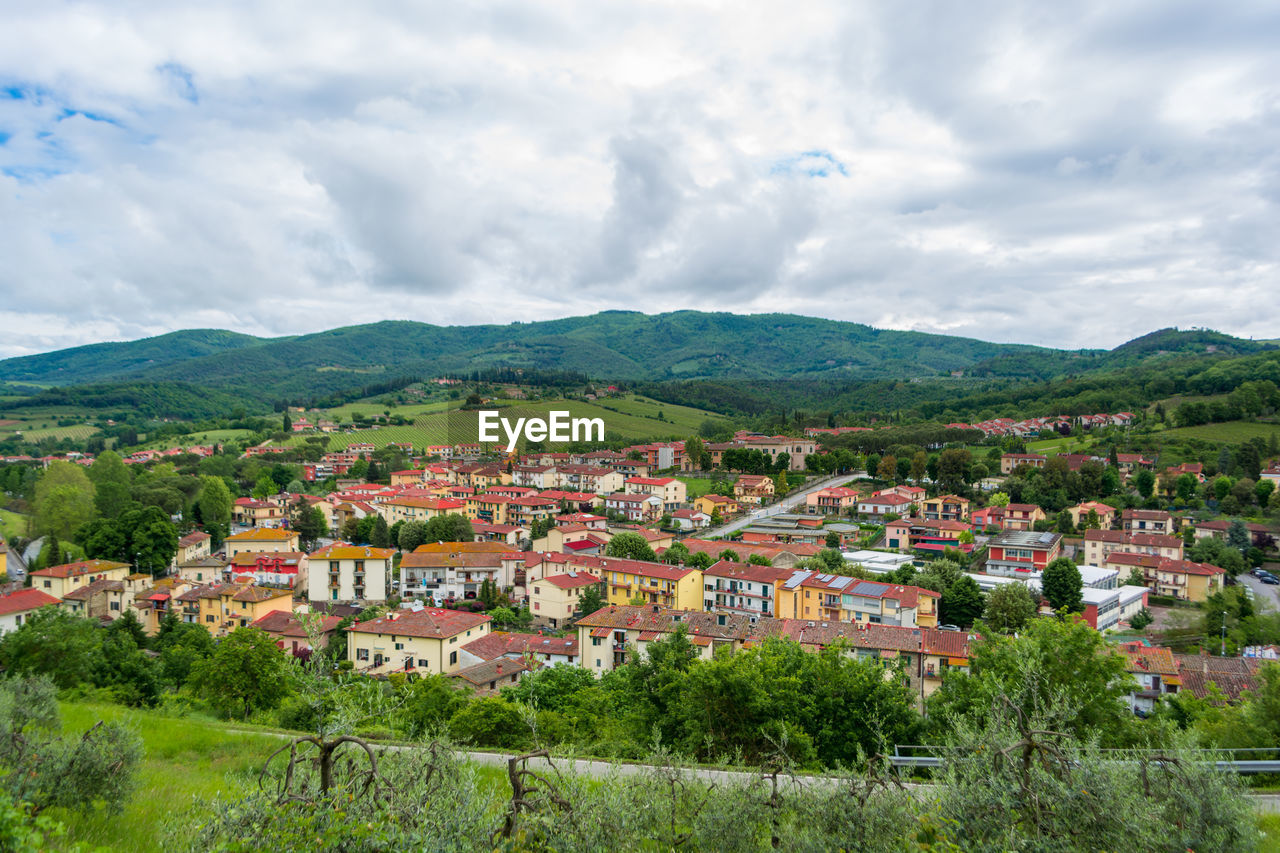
1158 420 1280 444
139 428 255 450
0 507 28 541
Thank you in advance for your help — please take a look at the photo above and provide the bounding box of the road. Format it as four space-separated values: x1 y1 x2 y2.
1238 572 1280 610
698 472 862 539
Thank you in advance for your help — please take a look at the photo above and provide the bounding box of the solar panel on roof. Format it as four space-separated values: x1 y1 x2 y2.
831 577 854 590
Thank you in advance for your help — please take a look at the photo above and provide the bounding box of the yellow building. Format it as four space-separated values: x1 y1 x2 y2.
0 541 7 579
693 494 740 517
530 571 602 629
347 607 491 675
920 495 970 522
466 493 512 525
592 557 703 609
175 582 295 637
224 527 300 557
129 577 196 635
381 497 468 525
30 560 131 600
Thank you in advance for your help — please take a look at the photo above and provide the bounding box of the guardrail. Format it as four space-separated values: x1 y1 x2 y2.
890 746 1280 774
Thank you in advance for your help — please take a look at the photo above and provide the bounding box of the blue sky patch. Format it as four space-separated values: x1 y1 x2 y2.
770 149 849 178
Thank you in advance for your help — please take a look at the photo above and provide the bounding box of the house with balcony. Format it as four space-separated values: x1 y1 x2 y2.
459 631 580 669
603 492 663 523
920 495 970 522
1065 501 1117 530
228 551 307 588
382 496 469 525
693 494 739 517
307 543 394 604
251 610 343 655
175 582 295 636
702 560 790 619
1000 503 1046 531
553 465 625 495
529 571 602 628
232 498 284 526
398 541 522 602
506 495 560 527
596 558 702 609
1083 529 1183 566
856 492 912 520
346 606 491 676
577 604 751 675
1102 553 1225 602
1000 453 1047 475
734 475 775 506
624 477 688 511
1121 509 1175 535
174 531 212 567
30 560 131 600
805 486 860 516
883 518 971 555
1120 644 1180 715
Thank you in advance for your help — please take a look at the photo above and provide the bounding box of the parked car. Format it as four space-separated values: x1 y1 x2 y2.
1262 576 1279 585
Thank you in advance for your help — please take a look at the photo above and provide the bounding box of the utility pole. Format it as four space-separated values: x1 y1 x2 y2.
1221 614 1227 656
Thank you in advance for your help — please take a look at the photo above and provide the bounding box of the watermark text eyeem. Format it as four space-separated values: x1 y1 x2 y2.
477 410 604 452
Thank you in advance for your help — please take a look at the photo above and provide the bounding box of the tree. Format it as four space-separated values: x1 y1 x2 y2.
824 530 840 548
1133 469 1155 499
604 532 657 562
718 549 740 563
370 515 392 548
981 582 1039 633
910 450 928 483
197 475 233 547
122 506 179 576
1226 519 1251 555
937 448 972 492
877 454 897 481
940 575 985 629
190 627 290 719
0 609 105 688
746 553 772 566
421 514 474 543
33 462 96 541
1129 608 1153 630
683 436 707 471
87 450 134 519
1041 557 1083 613
772 470 789 496
291 504 328 551
398 520 429 552
988 491 1011 508
577 584 605 618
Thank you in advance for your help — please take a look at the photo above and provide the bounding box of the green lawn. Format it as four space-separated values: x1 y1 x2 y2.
0 508 28 541
52 703 285 851
1025 434 1097 453
1159 420 1280 444
677 477 717 498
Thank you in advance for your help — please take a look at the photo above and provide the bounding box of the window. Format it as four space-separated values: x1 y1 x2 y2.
206 615 215 623
110 602 121 611
533 587 540 595
356 648 369 661
449 651 457 665
533 602 540 611
42 580 51 589
418 659 428 668
394 642 405 650
592 637 601 646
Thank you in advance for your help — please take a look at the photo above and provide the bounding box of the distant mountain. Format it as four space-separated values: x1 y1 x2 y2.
0 329 270 386
0 312 1269 407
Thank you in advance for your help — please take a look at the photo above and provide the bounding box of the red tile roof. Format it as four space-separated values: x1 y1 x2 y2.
0 587 60 616
349 607 490 639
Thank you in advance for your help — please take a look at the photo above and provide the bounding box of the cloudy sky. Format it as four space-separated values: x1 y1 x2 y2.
2 1 1278 358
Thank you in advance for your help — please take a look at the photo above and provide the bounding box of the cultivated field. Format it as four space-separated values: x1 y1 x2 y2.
1159 420 1280 444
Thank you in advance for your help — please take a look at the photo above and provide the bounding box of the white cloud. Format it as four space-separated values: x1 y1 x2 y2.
1 0 1279 359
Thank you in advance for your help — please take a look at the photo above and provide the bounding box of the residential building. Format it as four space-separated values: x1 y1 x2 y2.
577 605 751 674
1000 453 1047 475
60 573 152 622
399 541 521 602
553 465 624 495
596 557 703 609
224 527 301 557
232 498 285 526
466 493 512 525
1192 519 1273 548
856 492 913 520
623 476 688 511
176 556 228 585
471 522 530 546
883 518 971 555
702 560 790 619
175 582 295 637
128 577 194 635
734 475 775 505
448 657 538 694
805 486 860 516
529 571 602 628
1080 585 1149 631
669 509 711 531
307 543 394 603
1121 509 1175 535
1066 501 1117 530
382 496 468 525
458 631 580 668
1000 503 1046 531
251 610 343 655
921 494 970 522
174 531 212 566
1083 529 1183 566
29 560 131 600
1120 645 1180 715
985 531 1063 576
346 607 491 676
603 492 663 522
693 494 739 517
505 495 560 527
228 551 308 588
1103 554 1225 603
0 587 60 635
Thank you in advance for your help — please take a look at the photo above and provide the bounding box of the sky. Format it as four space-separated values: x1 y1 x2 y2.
2 1 1279 359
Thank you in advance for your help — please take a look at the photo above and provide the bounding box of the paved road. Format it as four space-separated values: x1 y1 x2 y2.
698 472 862 539
1238 572 1280 610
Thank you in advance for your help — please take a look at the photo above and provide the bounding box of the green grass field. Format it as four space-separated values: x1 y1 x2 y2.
677 477 717 498
1025 434 1098 453
140 428 254 450
290 395 728 451
1159 420 1280 444
0 508 28 541
10 423 99 443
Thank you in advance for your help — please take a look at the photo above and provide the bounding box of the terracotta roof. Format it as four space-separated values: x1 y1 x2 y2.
461 631 579 661
230 551 306 567
449 656 537 686
541 572 602 590
577 605 752 641
309 544 395 561
31 559 130 579
225 528 298 541
178 531 211 547
0 587 60 616
349 607 490 639
1124 645 1179 675
250 610 342 637
704 560 790 585
413 541 519 554
61 578 125 600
